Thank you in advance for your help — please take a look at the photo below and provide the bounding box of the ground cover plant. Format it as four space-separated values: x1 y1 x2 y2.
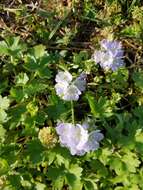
0 0 143 189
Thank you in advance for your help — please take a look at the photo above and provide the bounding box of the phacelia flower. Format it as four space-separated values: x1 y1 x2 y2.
92 39 124 71
55 71 86 101
56 122 104 156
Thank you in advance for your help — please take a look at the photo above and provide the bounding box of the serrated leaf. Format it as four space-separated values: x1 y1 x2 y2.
66 164 83 190
38 67 52 79
24 55 39 71
35 182 46 190
10 87 26 102
83 179 98 190
24 79 48 96
133 71 143 92
8 175 21 189
8 104 26 128
0 125 6 142
122 151 140 173
35 111 47 125
53 146 71 168
26 140 44 164
108 157 127 175
0 96 10 110
86 94 113 118
16 73 29 86
121 23 141 37
66 173 83 190
47 167 65 189
0 109 8 123
45 96 68 120
0 40 8 55
32 45 46 58
68 164 83 179
90 160 108 177
0 158 9 175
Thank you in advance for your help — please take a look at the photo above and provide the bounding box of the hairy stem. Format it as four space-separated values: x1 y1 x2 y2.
71 100 75 125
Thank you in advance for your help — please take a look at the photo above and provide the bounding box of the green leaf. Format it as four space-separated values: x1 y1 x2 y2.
132 71 143 92
6 36 20 49
24 79 48 96
53 145 71 168
90 160 108 177
0 40 8 55
99 148 111 165
8 174 21 189
0 79 8 94
35 182 46 190
64 164 83 190
38 67 52 79
26 140 44 164
0 125 6 142
86 94 113 118
133 106 143 124
10 87 26 102
44 150 56 165
35 111 47 125
1 36 26 58
66 173 83 190
8 104 26 128
0 158 9 175
24 55 39 71
122 151 140 173
0 96 10 110
45 95 68 120
26 102 38 117
108 157 127 175
32 45 46 58
47 167 65 190
121 23 141 37
15 73 29 86
83 179 98 190
0 109 8 123
135 131 143 154
24 52 52 79
68 164 83 178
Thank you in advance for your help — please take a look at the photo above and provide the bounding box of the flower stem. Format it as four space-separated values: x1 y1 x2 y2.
71 100 75 125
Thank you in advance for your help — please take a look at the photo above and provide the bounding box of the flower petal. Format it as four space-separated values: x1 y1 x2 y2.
55 71 72 84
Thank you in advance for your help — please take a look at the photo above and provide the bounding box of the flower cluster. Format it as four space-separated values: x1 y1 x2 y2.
54 39 124 156
56 122 104 156
55 71 86 101
92 39 124 71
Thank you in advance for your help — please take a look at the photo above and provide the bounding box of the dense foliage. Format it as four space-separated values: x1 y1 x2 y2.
0 0 143 189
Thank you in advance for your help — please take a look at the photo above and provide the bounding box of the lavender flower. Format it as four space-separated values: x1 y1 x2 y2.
56 122 104 156
55 71 86 101
73 73 87 92
93 39 124 71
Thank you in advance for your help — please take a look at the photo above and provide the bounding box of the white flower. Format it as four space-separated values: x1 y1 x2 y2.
63 85 81 101
55 71 72 84
55 83 68 97
56 121 104 156
55 71 86 101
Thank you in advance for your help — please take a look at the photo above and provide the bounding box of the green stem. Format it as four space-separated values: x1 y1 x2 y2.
71 101 75 125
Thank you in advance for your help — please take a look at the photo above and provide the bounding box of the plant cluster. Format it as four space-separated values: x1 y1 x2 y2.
1 0 143 190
